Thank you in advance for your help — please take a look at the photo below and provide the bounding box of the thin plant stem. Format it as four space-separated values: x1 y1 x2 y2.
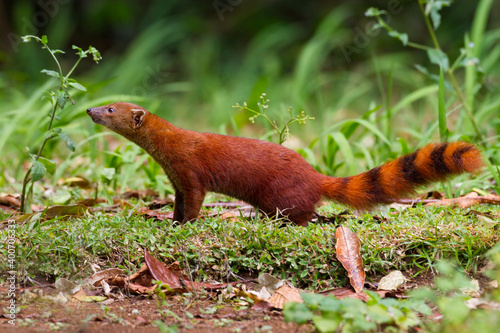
418 1 440 49
416 2 483 143
20 168 32 212
44 44 64 80
65 58 83 79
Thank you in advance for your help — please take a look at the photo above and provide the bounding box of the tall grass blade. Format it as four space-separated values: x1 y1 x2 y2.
471 0 494 58
385 65 394 139
438 67 448 141
330 132 356 175
484 158 500 195
392 85 438 115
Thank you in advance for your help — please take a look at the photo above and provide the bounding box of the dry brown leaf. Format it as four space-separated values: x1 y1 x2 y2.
335 226 365 293
73 289 107 303
0 195 20 208
84 268 124 287
319 287 398 301
425 192 500 208
144 250 187 291
144 249 255 293
43 204 88 218
251 300 274 311
378 271 406 290
137 208 175 221
121 189 159 200
60 176 91 189
77 198 106 207
267 284 303 309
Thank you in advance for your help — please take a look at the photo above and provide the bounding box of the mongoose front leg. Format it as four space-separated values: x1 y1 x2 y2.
173 189 185 222
181 188 206 222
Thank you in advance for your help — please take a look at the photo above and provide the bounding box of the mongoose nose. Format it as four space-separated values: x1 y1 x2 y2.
86 108 92 114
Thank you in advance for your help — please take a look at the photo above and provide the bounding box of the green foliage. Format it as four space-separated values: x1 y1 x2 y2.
284 254 500 332
411 256 500 332
365 0 490 143
283 290 431 332
18 35 100 212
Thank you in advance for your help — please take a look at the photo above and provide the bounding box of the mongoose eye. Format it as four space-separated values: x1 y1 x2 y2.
108 108 115 113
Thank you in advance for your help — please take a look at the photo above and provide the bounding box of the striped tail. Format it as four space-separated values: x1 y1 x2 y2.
322 142 484 210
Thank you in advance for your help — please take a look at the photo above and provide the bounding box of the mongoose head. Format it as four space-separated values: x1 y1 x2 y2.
87 102 148 138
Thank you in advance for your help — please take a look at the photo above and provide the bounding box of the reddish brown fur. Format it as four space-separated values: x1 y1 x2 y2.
87 102 484 226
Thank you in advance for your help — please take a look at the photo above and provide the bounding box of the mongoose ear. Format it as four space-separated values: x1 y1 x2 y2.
131 109 146 128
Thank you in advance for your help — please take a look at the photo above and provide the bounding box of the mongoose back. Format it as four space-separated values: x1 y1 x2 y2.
87 102 484 226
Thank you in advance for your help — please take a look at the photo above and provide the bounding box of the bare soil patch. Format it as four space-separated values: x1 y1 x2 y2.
1 284 309 333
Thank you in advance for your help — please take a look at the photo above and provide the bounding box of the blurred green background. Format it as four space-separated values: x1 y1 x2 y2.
1 0 499 201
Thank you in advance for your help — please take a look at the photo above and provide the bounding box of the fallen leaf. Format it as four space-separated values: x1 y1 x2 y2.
78 198 106 207
319 287 398 301
0 194 20 208
43 204 88 218
460 279 480 296
335 226 365 293
251 301 274 311
60 176 91 188
144 250 255 293
465 298 500 310
267 284 303 309
121 189 159 200
425 192 500 208
73 288 107 303
144 251 188 291
137 208 174 221
84 268 124 286
378 271 406 291
55 278 80 295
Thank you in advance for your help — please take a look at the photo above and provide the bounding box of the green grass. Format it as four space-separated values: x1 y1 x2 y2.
2 202 498 290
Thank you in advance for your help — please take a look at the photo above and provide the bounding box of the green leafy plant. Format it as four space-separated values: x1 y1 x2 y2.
233 93 314 145
283 291 431 332
365 0 489 143
412 257 500 332
19 35 101 212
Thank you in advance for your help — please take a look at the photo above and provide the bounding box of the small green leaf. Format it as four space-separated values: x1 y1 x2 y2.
89 46 102 63
56 90 69 109
38 157 56 175
44 130 56 140
364 7 386 17
72 45 87 58
427 49 449 70
58 132 76 152
52 49 65 54
68 81 87 91
425 0 452 30
101 168 116 180
301 292 327 309
31 161 46 182
388 31 408 46
42 92 56 105
283 302 313 324
41 35 48 45
40 69 60 78
312 315 340 333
